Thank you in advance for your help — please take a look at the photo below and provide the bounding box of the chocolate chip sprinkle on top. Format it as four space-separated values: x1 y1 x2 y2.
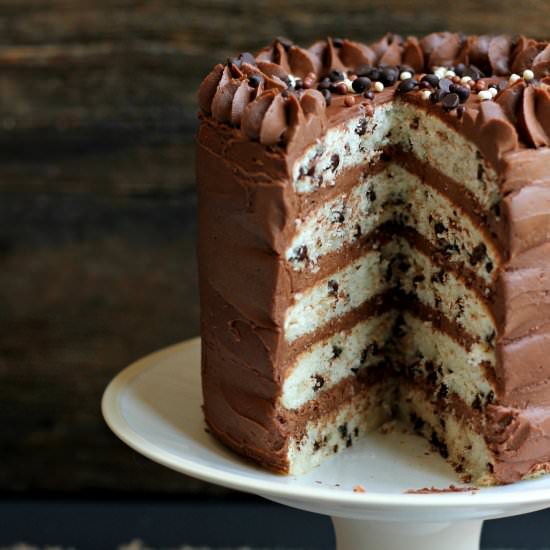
421 74 440 88
352 76 372 93
397 78 418 93
442 92 460 111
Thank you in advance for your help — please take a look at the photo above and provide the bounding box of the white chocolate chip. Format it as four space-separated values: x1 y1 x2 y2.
489 86 499 97
509 73 521 84
434 67 447 79
523 69 535 81
421 90 432 100
478 90 493 101
374 81 385 92
344 78 354 93
460 76 472 84
445 70 456 78
400 71 413 80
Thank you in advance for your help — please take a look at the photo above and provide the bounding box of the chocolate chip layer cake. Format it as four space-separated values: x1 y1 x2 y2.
196 32 550 485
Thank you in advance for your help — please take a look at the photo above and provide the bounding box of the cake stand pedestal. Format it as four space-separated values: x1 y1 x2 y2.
102 339 550 550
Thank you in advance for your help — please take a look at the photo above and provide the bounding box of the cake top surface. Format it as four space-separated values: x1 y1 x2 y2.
197 32 550 162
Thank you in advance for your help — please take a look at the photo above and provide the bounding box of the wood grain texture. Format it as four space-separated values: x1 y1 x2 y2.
1 0 548 494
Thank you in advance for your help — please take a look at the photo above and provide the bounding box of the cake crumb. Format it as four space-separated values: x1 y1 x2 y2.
353 484 366 493
404 484 478 494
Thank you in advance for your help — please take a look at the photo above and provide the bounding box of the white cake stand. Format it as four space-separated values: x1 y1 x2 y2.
102 338 550 550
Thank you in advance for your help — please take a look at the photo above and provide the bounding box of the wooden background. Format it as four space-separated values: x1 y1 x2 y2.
1 0 549 495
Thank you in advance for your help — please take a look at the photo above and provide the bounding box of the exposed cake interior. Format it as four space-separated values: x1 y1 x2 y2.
279 97 503 481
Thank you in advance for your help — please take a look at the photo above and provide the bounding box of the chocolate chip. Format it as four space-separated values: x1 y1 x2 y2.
485 261 493 273
332 345 343 359
367 189 377 202
333 211 345 223
248 75 262 88
472 395 482 410
356 64 372 77
477 163 485 181
367 68 381 81
454 63 466 77
338 424 348 438
438 78 453 93
312 375 325 391
330 153 340 172
317 77 331 90
430 89 446 104
328 279 339 296
379 67 398 86
291 245 308 263
469 243 487 266
397 78 418 93
437 383 449 399
321 88 332 105
354 427 359 437
421 74 440 88
442 92 459 111
449 84 470 102
352 76 371 93
329 69 345 82
313 440 321 452
355 118 368 136
434 222 446 234
413 274 425 286
353 224 362 239
346 436 353 448
410 413 425 432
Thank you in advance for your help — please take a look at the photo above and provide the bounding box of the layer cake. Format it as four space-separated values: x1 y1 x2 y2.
196 32 550 485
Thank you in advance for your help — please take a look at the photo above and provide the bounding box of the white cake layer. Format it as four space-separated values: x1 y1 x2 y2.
292 101 499 212
400 312 496 408
281 311 395 410
399 385 495 485
287 381 394 475
287 163 498 284
284 250 390 343
292 104 392 194
396 239 496 346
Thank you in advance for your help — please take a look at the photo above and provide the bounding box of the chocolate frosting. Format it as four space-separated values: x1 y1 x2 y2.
197 32 550 484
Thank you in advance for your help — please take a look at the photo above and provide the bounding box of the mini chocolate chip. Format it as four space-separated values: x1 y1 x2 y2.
367 68 381 81
330 153 340 171
333 444 339 453
356 64 372 76
329 69 345 82
379 67 398 86
469 243 487 266
367 189 377 202
313 441 321 452
333 211 345 223
332 345 343 359
321 88 332 105
442 92 460 111
328 279 339 296
472 395 483 410
355 118 368 136
434 222 446 234
352 76 371 93
317 77 331 90
312 375 325 391
292 245 308 263
455 63 466 77
338 424 348 438
438 78 453 93
421 74 440 88
346 436 353 448
248 75 262 88
397 78 418 93
430 89 446 104
451 84 470 103
437 383 449 399
354 427 359 437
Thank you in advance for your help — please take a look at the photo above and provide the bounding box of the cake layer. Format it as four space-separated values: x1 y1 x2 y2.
399 312 496 409
292 102 499 213
287 380 394 475
287 162 500 284
284 249 391 343
281 310 395 410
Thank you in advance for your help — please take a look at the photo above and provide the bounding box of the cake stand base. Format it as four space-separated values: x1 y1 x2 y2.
332 518 482 550
102 339 550 550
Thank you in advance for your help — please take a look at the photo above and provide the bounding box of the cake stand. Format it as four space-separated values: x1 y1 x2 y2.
102 338 550 550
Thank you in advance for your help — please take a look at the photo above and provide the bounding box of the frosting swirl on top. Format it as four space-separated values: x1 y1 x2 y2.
198 33 550 149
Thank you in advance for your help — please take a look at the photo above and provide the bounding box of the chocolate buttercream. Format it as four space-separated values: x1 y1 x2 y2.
197 32 550 484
